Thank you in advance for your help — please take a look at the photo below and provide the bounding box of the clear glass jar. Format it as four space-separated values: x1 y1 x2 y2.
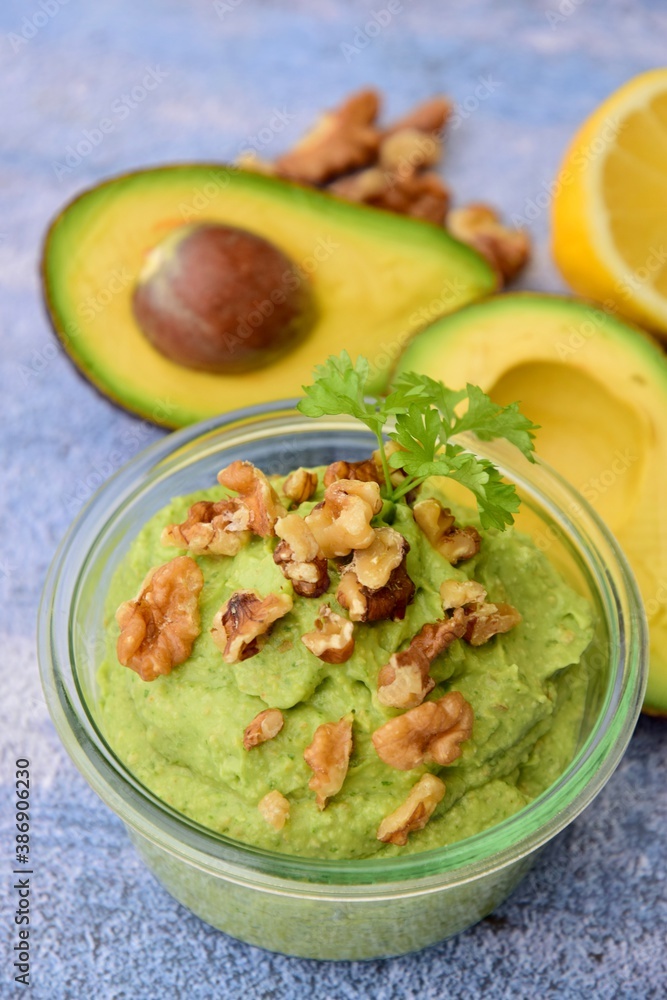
38 402 647 960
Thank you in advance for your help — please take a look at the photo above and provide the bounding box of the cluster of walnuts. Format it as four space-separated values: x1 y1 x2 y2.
114 457 520 845
237 88 531 286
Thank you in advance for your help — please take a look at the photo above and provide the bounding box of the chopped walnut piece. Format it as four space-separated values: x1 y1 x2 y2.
275 89 381 184
465 602 522 646
384 96 452 137
258 790 290 830
303 715 353 810
211 589 293 664
282 467 318 505
347 526 407 590
414 498 481 565
372 691 474 771
301 604 355 663
305 479 382 559
447 203 530 284
337 552 415 623
274 513 330 598
370 172 450 225
162 499 251 556
217 460 287 537
378 127 441 175
377 608 467 709
115 556 204 682
243 708 284 750
323 458 380 488
440 579 487 610
328 167 388 203
377 773 446 846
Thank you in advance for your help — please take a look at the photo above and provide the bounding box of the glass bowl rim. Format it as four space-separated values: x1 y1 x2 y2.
38 398 648 893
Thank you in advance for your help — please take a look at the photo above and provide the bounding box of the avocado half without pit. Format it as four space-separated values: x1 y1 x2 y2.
132 223 316 373
394 291 667 715
40 165 497 427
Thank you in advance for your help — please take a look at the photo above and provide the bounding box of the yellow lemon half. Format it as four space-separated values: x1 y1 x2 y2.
552 68 667 337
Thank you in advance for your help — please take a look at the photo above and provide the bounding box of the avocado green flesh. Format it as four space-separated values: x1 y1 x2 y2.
42 165 496 427
97 468 594 859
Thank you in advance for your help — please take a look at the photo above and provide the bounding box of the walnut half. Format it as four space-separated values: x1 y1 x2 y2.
377 608 467 709
303 715 353 810
301 605 355 663
372 691 473 771
116 556 204 682
413 498 481 565
377 774 446 846
211 589 293 663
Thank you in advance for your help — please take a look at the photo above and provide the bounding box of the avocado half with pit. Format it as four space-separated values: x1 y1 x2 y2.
41 165 496 427
394 292 667 715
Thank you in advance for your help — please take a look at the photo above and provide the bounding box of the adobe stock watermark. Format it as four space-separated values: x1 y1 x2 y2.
6 0 71 54
61 409 172 514
554 245 667 360
340 1 404 63
449 76 502 130
212 0 244 19
546 0 587 30
52 65 169 181
511 114 624 228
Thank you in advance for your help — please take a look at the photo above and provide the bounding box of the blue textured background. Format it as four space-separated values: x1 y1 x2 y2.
1 1 666 997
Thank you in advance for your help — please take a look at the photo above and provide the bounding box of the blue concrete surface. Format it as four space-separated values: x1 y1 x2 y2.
1 0 666 996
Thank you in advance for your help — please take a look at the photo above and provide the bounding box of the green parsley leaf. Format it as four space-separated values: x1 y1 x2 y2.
297 351 384 434
451 383 538 461
297 351 536 527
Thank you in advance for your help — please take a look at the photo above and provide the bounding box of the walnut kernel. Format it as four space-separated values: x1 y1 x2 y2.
211 589 293 663
377 608 467 709
283 467 318 505
305 479 382 558
115 556 204 682
301 605 355 663
377 773 446 845
337 551 415 623
243 708 284 750
275 89 381 184
447 203 530 284
162 499 251 556
303 715 353 810
274 513 329 598
440 579 487 610
465 602 522 646
414 498 481 564
217 460 286 537
258 790 290 830
372 691 474 770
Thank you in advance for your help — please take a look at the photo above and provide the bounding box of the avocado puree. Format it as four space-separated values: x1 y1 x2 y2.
97 469 594 859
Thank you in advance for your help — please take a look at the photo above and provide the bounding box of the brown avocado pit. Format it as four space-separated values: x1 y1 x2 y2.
132 223 316 373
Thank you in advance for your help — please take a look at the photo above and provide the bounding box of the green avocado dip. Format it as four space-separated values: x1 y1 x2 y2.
97 465 594 861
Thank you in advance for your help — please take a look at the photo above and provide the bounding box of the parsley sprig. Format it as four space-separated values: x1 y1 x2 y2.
298 352 538 530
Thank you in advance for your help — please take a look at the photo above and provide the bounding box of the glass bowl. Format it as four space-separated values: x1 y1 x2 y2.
38 401 647 960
